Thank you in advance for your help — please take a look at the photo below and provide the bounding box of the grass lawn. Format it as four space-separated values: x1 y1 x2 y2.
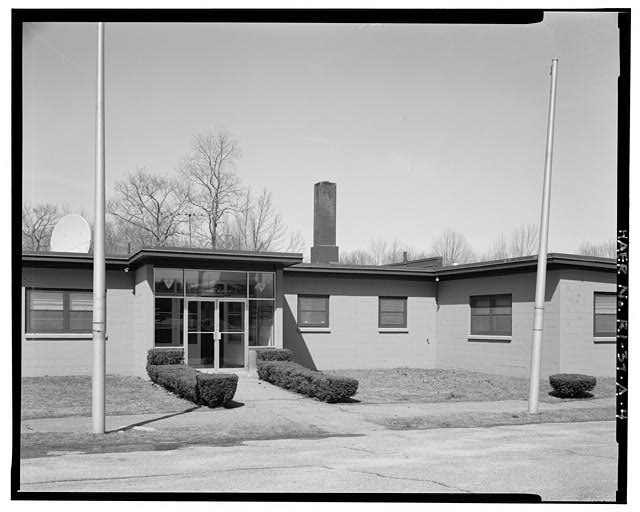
326 368 616 404
21 375 193 419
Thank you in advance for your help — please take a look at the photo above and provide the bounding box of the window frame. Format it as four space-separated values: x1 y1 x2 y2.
25 288 94 334
297 295 330 328
378 296 408 329
593 292 616 338
469 294 512 337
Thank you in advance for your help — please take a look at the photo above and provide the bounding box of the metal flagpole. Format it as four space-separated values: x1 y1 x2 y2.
92 21 106 433
528 59 559 414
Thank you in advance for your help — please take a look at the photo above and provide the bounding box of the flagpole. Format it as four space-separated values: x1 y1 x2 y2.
528 59 559 414
92 21 106 434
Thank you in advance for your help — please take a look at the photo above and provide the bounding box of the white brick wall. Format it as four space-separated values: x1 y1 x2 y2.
283 274 437 370
558 269 616 376
435 271 562 378
21 267 135 376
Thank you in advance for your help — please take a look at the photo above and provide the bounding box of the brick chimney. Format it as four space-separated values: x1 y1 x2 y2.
310 181 339 264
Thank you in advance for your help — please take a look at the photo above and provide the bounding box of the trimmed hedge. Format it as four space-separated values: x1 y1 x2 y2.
257 360 358 403
549 373 597 398
196 373 239 407
147 364 198 402
147 348 184 367
255 348 294 362
146 349 238 407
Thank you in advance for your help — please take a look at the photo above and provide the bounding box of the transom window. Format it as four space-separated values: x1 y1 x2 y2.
153 268 276 348
297 295 329 328
378 297 408 328
594 292 616 337
26 289 93 334
470 294 512 336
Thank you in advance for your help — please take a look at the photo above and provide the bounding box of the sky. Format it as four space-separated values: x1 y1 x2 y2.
22 13 619 257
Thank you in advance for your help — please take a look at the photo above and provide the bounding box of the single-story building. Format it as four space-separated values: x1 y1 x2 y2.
20 182 617 379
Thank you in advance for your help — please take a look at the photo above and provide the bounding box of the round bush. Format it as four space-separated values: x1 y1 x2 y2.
549 373 596 398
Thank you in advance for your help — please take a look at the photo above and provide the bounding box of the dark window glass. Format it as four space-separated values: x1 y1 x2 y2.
185 270 247 297
298 295 329 327
379 297 408 328
154 268 183 295
69 291 93 331
155 298 184 347
249 300 274 346
470 294 512 336
594 292 616 337
187 300 215 332
219 302 244 332
248 272 274 298
27 289 94 334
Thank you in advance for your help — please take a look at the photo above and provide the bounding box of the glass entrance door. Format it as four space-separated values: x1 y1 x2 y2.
218 301 246 368
186 299 247 369
187 300 216 368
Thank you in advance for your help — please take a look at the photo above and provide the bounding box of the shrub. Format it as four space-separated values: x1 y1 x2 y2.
147 363 238 407
254 348 294 362
549 373 597 398
147 348 184 367
257 360 358 403
147 364 198 402
196 373 238 407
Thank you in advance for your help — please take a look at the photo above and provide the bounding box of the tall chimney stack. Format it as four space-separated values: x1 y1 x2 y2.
311 181 339 264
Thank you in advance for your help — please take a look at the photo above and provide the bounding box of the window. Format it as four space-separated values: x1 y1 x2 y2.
154 268 183 295
298 295 329 327
249 300 274 346
184 270 247 297
470 294 512 336
594 292 616 337
154 297 184 347
26 289 93 334
379 297 407 328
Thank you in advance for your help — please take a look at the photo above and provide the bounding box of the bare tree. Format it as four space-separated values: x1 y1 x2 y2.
22 202 59 251
484 224 539 260
340 239 432 266
179 130 242 248
430 228 475 266
107 168 189 248
340 249 376 266
285 230 306 253
578 240 616 259
222 187 293 252
510 224 539 257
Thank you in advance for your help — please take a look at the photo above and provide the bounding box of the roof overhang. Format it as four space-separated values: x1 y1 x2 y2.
21 248 304 272
285 253 615 280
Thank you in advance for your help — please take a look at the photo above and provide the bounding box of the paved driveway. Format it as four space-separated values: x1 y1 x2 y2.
18 379 618 500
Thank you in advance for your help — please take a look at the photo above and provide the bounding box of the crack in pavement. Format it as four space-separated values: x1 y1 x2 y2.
561 448 617 461
345 468 472 493
340 445 377 455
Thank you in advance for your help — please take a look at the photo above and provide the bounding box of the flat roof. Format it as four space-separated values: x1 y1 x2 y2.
22 247 303 270
22 250 615 278
285 253 615 279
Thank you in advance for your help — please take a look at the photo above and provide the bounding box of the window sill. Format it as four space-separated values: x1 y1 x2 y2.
594 336 616 344
298 327 331 333
468 335 511 342
378 328 409 333
24 333 107 340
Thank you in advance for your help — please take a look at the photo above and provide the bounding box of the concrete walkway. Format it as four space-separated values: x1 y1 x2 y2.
21 377 615 435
